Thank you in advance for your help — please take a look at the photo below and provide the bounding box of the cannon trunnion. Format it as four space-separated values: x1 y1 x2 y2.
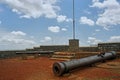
52 51 116 76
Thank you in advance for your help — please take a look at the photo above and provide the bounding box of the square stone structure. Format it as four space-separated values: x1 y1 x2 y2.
69 39 79 52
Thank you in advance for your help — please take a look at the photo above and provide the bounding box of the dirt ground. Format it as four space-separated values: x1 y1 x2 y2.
0 57 120 80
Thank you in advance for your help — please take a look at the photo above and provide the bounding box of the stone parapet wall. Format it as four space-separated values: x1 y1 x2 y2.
40 45 69 52
79 46 98 52
0 50 23 59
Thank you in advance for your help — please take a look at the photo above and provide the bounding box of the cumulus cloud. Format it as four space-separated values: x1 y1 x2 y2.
0 30 36 50
40 36 52 43
44 36 52 41
0 0 60 19
48 26 60 33
11 31 26 36
108 36 120 42
87 37 102 45
61 28 67 31
79 16 95 26
91 0 119 8
48 26 68 33
84 10 91 14
57 15 72 23
91 0 120 30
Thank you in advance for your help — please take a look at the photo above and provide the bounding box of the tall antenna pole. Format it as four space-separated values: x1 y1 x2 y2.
73 0 75 39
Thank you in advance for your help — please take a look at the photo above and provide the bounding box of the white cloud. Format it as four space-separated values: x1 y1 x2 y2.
0 30 36 50
11 31 26 36
0 33 35 44
108 36 120 42
44 36 52 41
48 26 60 33
57 15 72 23
87 37 102 45
84 10 91 14
48 26 68 33
0 0 60 19
91 0 119 9
57 15 66 22
91 0 120 30
61 28 67 31
79 16 95 26
40 36 52 43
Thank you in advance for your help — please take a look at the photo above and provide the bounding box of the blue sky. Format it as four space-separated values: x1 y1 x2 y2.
0 0 120 50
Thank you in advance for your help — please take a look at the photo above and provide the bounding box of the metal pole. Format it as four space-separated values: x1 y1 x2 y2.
73 0 75 39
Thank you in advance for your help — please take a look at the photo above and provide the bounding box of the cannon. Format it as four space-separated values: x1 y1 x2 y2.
52 51 116 76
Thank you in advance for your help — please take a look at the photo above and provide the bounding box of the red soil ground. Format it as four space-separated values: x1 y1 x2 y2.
0 57 120 80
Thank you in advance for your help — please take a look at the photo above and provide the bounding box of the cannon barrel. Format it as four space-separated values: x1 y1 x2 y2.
53 51 116 76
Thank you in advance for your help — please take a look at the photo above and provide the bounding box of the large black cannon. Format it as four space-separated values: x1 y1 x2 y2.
53 51 116 76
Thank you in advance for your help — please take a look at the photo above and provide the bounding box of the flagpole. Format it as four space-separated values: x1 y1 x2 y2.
73 0 75 39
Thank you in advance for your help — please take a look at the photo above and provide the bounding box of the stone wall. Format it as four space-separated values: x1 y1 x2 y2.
40 45 69 52
0 50 23 59
79 46 98 52
98 42 120 52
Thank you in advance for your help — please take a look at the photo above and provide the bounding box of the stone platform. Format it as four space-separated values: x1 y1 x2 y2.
50 52 76 60
50 52 99 60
